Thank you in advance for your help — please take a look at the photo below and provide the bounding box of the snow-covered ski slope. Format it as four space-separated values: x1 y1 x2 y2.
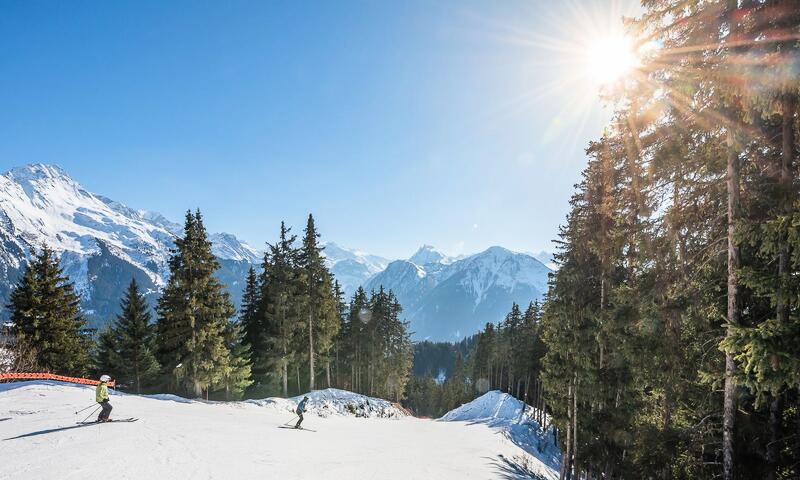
0 382 559 479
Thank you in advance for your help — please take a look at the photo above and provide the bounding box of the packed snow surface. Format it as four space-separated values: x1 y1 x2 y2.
0 382 557 479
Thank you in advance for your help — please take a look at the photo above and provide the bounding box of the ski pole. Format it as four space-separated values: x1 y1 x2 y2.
283 415 298 426
74 404 97 415
80 406 101 423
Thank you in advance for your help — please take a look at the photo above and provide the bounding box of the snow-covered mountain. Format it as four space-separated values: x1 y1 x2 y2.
321 242 390 296
0 164 260 327
364 245 552 341
408 244 450 266
0 163 551 341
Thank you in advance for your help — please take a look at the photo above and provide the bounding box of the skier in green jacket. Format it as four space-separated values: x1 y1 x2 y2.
96 375 113 422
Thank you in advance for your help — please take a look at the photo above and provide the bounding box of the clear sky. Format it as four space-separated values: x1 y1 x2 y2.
0 0 640 260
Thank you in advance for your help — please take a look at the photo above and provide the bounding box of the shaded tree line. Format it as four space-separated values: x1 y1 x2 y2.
539 2 800 479
404 301 547 421
240 216 413 401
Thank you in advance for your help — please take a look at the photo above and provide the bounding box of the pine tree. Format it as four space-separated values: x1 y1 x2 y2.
98 279 160 393
8 246 91 375
329 280 348 388
216 320 253 400
345 287 370 393
155 210 245 398
472 322 496 392
239 266 260 352
260 221 302 397
297 214 338 391
95 326 122 382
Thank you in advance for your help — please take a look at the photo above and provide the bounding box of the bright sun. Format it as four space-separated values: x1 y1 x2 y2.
585 34 639 86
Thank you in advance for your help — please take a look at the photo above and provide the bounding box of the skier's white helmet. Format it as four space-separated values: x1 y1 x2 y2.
100 375 111 382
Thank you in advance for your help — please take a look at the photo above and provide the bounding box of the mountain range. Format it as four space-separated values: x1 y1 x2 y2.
365 245 551 340
0 164 551 340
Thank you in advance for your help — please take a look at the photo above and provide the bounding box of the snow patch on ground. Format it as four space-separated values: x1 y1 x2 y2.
441 390 561 478
247 388 407 419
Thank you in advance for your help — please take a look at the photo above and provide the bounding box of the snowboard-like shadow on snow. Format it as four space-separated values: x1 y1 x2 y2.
4 422 101 440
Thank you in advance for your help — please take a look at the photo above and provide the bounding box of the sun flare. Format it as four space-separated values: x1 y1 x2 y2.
585 34 639 86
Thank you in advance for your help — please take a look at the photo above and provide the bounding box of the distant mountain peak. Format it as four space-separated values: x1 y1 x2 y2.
321 242 391 296
480 245 512 256
5 163 71 181
409 245 447 266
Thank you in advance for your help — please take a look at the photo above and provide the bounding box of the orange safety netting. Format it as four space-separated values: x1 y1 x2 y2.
0 372 115 388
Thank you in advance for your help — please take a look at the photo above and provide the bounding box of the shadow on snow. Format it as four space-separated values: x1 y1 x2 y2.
486 454 548 480
3 422 103 441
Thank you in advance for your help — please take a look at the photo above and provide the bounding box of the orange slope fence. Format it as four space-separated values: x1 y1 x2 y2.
0 372 115 388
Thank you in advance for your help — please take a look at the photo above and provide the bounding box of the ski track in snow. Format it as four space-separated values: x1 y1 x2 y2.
0 382 558 480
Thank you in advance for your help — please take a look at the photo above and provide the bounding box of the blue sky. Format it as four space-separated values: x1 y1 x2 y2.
0 0 639 259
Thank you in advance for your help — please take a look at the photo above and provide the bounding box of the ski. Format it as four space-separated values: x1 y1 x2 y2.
0 417 11 422
277 425 316 432
77 418 138 425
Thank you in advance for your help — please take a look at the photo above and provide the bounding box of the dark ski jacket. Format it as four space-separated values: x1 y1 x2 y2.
296 398 308 414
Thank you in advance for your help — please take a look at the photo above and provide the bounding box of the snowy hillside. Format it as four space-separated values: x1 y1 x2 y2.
0 381 557 479
365 246 552 341
441 391 561 479
247 388 407 419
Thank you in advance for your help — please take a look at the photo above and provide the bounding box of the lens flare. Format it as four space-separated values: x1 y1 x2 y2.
585 34 638 86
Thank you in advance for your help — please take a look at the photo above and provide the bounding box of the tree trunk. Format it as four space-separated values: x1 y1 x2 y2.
767 394 783 480
525 374 531 406
723 118 740 480
326 360 331 388
308 310 315 392
560 380 573 480
135 362 141 395
767 90 796 480
572 375 578 479
281 359 288 397
334 342 339 388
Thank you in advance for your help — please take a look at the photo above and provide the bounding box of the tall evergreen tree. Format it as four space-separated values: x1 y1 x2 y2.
260 221 302 397
216 320 253 400
96 279 160 393
239 266 260 352
155 210 246 398
8 246 91 375
297 214 338 391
